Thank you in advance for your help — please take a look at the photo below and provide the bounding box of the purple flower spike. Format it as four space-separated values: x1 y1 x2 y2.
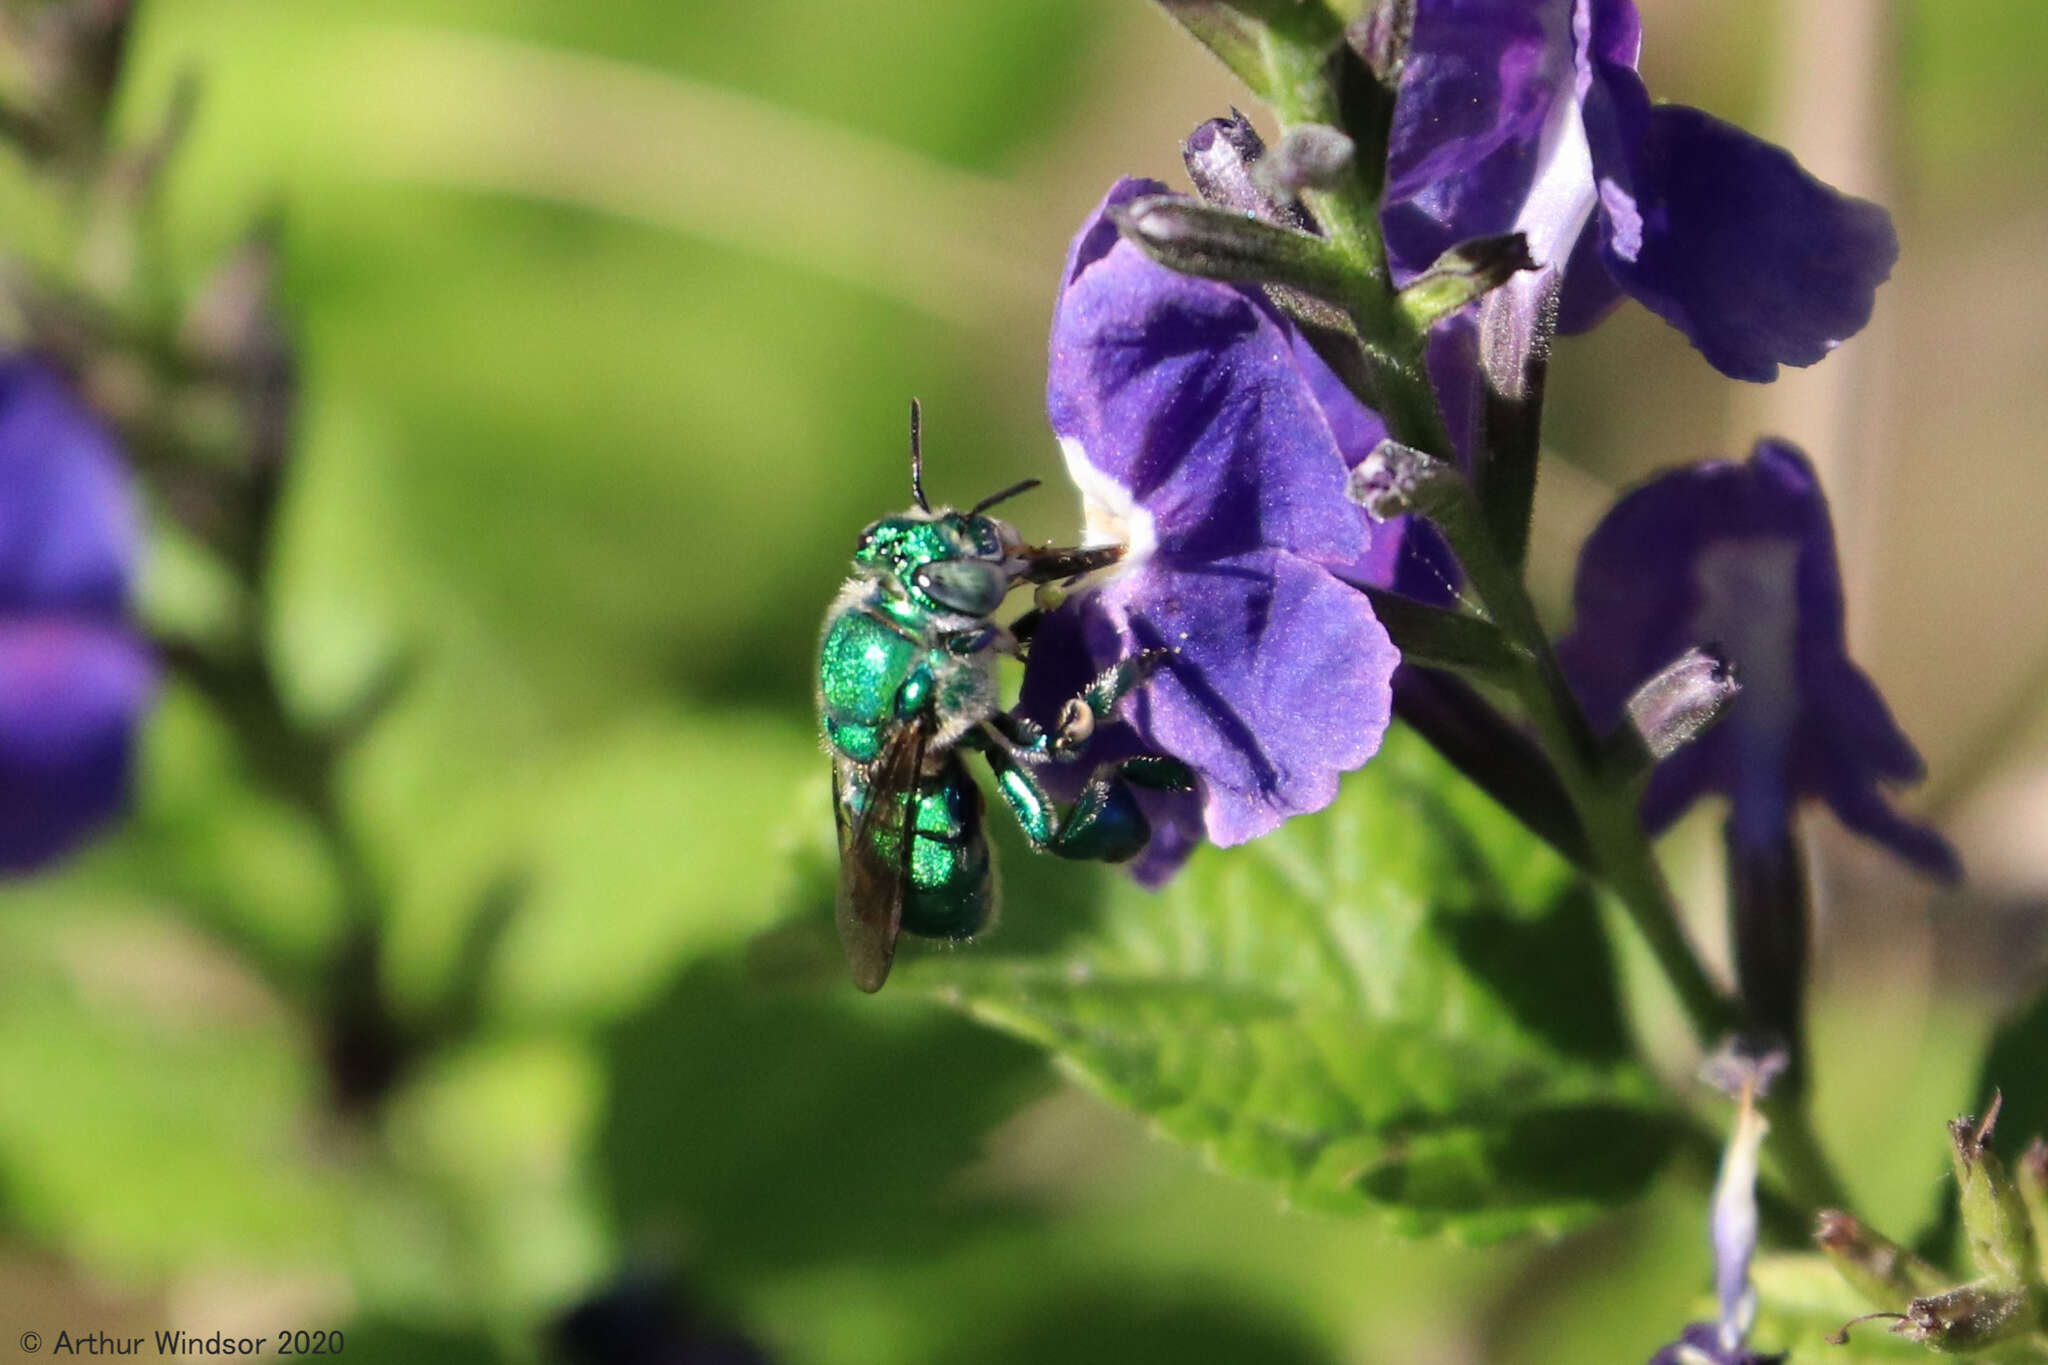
1025 179 1405 883
0 358 154 873
1558 440 1957 880
1384 0 1897 382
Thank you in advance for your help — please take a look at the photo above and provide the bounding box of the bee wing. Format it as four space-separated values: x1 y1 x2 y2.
833 717 928 993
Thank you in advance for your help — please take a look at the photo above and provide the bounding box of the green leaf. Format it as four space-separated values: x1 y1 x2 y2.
914 726 1675 1240
1151 1 1281 95
369 709 820 1024
1150 0 1346 102
595 959 1051 1278
0 897 350 1279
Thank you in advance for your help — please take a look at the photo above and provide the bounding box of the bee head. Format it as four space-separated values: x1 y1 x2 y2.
853 508 1021 618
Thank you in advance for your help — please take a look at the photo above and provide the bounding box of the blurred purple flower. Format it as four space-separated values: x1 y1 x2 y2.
1557 440 1957 879
1648 1321 1783 1365
1647 1042 1787 1365
556 1274 771 1365
1384 0 1897 382
0 357 154 873
1020 178 1407 884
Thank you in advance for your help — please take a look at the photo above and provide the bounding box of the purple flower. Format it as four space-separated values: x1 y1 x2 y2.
1647 1322 1782 1365
1384 0 1897 382
1021 179 1407 884
1557 440 1956 880
1647 1043 1787 1365
555 1274 772 1365
0 358 154 873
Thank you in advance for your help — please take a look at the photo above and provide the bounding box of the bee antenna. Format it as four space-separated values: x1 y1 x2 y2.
970 478 1042 516
908 398 931 512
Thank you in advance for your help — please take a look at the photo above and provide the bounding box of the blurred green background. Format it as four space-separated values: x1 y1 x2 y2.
2 0 2044 1361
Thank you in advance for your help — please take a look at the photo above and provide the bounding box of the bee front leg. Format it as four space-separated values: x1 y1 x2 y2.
1048 649 1174 760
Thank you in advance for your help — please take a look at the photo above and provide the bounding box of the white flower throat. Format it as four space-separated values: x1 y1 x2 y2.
1059 436 1157 578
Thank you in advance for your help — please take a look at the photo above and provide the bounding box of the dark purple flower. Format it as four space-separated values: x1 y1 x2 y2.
1384 0 1897 382
0 357 154 873
1022 178 1409 884
1557 440 1956 880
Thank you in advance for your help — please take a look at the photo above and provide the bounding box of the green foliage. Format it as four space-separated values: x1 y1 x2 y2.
914 727 1678 1240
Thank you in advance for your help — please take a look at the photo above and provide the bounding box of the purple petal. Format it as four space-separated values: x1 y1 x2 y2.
1559 441 1955 878
1088 550 1395 849
1050 181 1367 567
1290 327 1389 461
1552 211 1627 333
1122 797 1205 888
0 619 154 872
1392 0 1893 380
1387 0 1571 214
1385 0 1632 282
0 359 140 616
1647 1323 1782 1365
1587 100 1898 382
1288 327 1461 605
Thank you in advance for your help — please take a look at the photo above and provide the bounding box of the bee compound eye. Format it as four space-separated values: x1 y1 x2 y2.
913 559 1006 616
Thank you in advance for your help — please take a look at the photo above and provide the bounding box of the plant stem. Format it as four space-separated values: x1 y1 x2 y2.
1406 462 1735 1044
1202 9 1849 1219
1379 334 1859 1219
1250 21 1728 1041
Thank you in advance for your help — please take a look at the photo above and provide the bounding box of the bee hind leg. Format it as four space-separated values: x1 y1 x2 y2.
977 737 1188 864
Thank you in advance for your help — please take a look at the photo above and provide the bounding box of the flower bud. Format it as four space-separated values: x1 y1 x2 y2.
1109 195 1345 298
181 221 295 474
1949 1095 2039 1285
1895 1282 2036 1353
1814 1210 1943 1309
1624 648 1740 763
1183 111 1312 230
1262 124 1355 197
1396 233 1537 330
1344 438 1461 523
0 0 136 162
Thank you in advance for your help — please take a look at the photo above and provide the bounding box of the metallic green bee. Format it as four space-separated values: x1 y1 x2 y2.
817 401 1188 992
